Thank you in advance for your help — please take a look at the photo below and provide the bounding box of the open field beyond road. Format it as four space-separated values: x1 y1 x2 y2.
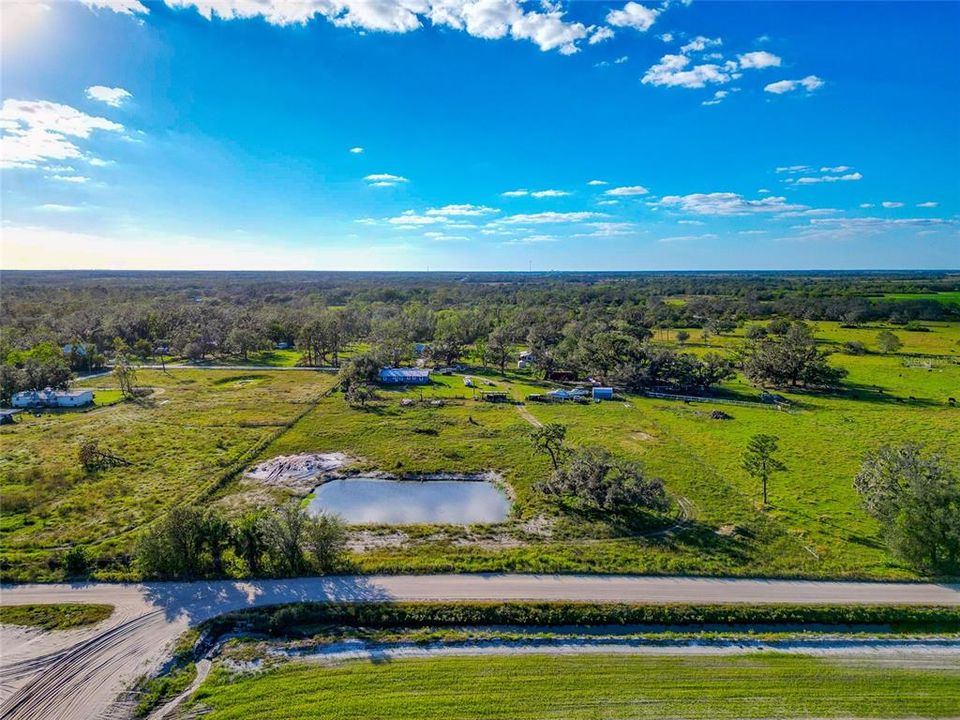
192 653 960 720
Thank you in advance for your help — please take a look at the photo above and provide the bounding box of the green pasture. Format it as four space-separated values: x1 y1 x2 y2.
191 654 960 719
0 369 335 580
2 322 958 581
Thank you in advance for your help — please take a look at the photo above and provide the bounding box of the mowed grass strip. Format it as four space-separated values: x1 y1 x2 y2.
0 603 113 630
193 654 960 719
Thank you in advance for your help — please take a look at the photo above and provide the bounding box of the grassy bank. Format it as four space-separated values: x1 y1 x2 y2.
192 653 960 719
0 603 113 630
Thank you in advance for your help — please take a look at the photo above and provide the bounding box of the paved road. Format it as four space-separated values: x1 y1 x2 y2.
2 574 959 720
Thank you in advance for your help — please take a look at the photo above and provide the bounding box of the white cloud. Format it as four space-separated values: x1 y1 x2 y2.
659 32 673 43
530 189 570 198
794 171 862 185
587 179 608 186
147 0 591 55
881 201 904 209
764 75 824 94
917 201 939 208
642 53 739 89
604 185 648 196
658 233 718 243
589 26 614 44
49 174 90 183
614 55 629 64
425 203 498 216
758 188 771 194
0 99 124 169
501 234 560 245
496 211 605 224
575 221 638 237
85 85 132 107
792 216 958 242
677 219 704 225
736 51 781 69
35 203 83 212
657 192 807 216
501 188 529 197
820 165 850 173
364 172 408 187
387 210 447 226
859 203 874 209
349 146 364 154
606 2 659 32
701 89 730 106
775 165 811 174
680 36 720 54
80 0 149 14
596 200 619 206
423 232 469 241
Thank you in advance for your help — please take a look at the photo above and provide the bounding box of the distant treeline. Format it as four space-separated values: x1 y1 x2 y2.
0 271 956 400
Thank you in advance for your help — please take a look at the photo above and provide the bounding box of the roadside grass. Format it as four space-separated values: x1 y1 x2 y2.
133 661 197 717
204 602 960 637
191 653 960 719
0 369 335 581
0 603 113 630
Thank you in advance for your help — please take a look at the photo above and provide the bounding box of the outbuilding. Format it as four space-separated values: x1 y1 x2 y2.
378 368 431 385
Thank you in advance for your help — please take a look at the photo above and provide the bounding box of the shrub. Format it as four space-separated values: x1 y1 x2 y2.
536 446 668 513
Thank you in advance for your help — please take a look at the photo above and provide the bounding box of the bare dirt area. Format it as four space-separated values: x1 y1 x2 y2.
244 452 354 493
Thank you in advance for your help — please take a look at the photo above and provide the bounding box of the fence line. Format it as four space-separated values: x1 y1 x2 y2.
639 390 793 412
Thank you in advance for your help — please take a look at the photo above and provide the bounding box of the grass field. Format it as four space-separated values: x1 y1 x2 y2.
244 322 959 579
0 369 335 580
0 603 113 630
2 323 958 581
191 654 960 719
872 292 960 306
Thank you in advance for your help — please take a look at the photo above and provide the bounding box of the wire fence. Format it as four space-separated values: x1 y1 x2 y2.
639 390 794 412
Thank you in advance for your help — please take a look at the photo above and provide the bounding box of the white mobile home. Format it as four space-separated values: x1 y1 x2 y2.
12 388 94 409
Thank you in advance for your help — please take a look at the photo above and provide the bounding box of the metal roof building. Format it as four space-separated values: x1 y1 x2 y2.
378 368 431 385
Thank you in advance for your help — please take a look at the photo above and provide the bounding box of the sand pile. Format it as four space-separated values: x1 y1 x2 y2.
245 452 352 492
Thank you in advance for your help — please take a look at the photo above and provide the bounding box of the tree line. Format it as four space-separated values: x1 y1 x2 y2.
132 501 347 579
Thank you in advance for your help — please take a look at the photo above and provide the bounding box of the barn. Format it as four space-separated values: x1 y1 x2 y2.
378 368 431 385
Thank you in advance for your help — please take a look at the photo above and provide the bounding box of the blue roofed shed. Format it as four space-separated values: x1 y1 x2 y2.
379 368 431 385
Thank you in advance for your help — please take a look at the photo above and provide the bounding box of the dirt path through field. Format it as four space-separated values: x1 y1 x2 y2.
515 405 543 427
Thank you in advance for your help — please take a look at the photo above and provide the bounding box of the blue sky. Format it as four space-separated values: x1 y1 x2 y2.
1 0 958 270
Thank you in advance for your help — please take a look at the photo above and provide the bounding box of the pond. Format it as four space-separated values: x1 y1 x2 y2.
306 477 511 525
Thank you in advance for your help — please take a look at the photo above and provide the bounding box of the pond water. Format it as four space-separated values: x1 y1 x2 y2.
307 477 510 525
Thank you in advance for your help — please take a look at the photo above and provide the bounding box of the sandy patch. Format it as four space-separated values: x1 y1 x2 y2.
347 531 409 553
245 452 353 493
630 431 655 442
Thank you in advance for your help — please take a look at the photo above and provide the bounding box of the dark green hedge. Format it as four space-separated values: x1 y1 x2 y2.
203 601 960 638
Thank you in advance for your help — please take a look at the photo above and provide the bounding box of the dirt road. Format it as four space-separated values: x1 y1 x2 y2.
2 574 959 720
